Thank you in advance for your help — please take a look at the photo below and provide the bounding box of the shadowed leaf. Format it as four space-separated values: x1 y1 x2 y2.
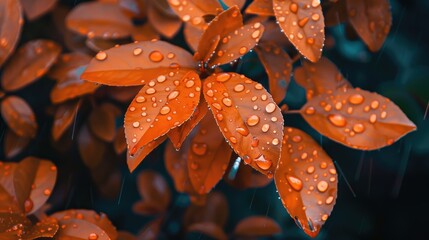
4 130 30 159
187 222 227 240
234 216 281 237
147 4 182 38
52 99 81 141
184 192 228 227
184 23 203 52
127 136 167 172
133 171 171 215
1 96 37 138
20 0 57 21
167 0 222 29
88 103 120 142
78 124 107 169
0 0 23 67
245 0 274 16
223 0 246 9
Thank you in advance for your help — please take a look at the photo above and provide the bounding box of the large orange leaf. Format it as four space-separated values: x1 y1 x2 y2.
167 0 222 29
273 0 325 62
66 1 133 39
0 0 23 67
127 135 167 172
133 171 171 215
125 71 201 155
13 157 57 215
255 41 292 104
195 6 242 63
20 0 57 21
183 114 232 194
52 99 81 141
4 130 30 159
294 57 351 100
275 127 337 237
203 73 284 176
245 0 274 16
1 40 61 92
81 40 195 86
346 0 392 51
301 88 417 150
234 216 281 237
88 103 120 142
1 96 37 138
167 97 208 149
147 4 182 39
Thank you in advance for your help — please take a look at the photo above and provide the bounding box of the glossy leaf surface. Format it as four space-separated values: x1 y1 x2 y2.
1 96 37 138
167 0 222 29
20 0 57 20
52 100 81 141
245 0 274 16
0 0 23 67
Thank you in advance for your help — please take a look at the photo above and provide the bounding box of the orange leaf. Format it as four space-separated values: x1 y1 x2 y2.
184 23 203 52
106 86 141 103
127 136 167 172
149 0 177 18
125 71 201 155
0 213 58 239
1 96 37 138
203 72 284 175
346 0 392 51
222 0 246 9
275 127 337 237
66 1 133 39
196 6 242 63
48 53 92 82
113 126 127 155
234 216 281 237
147 4 182 39
0 162 18 200
20 0 57 21
0 0 23 67
273 0 325 62
167 97 208 149
301 88 417 150
184 192 228 227
82 40 195 86
134 171 171 214
13 157 57 215
207 22 265 67
245 0 274 16
294 57 351 100
4 130 30 159
78 124 107 169
88 103 120 142
167 0 222 29
187 222 228 240
85 37 126 52
255 41 292 104
52 99 81 141
132 23 160 42
1 40 61 92
184 113 232 194
224 161 272 189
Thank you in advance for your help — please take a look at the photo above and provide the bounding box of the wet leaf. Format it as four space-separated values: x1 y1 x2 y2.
88 103 120 142
167 0 222 29
66 1 133 39
275 127 337 237
184 192 228 228
167 97 208 149
82 40 195 86
13 157 57 215
147 4 182 38
21 217 59 239
49 53 91 82
1 40 61 92
127 136 167 172
0 213 58 239
78 124 107 169
4 130 30 159
187 222 227 240
273 0 325 62
125 71 201 155
245 0 274 16
346 0 392 51
255 41 292 104
234 216 281 237
222 0 246 9
294 57 351 100
184 23 203 52
0 162 18 198
203 72 284 176
0 0 23 67
134 171 171 214
20 0 57 20
1 96 37 138
52 100 81 141
301 88 417 150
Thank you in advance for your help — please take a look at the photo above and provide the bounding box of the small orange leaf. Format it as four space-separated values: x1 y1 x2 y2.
196 6 242 63
125 71 201 155
167 0 222 29
203 73 284 176
273 0 325 62
234 216 281 237
223 0 246 9
0 0 23 67
4 130 30 159
88 103 120 142
52 99 81 141
245 0 274 16
346 0 392 51
82 40 195 86
147 4 182 39
13 157 57 215
78 124 107 169
167 97 208 149
20 0 57 21
184 192 228 227
127 136 167 172
276 127 337 237
184 23 203 52
255 41 292 104
294 57 351 100
134 171 171 214
185 113 232 194
1 40 61 92
187 222 228 240
1 96 37 138
49 53 91 82
301 88 417 150
66 1 133 39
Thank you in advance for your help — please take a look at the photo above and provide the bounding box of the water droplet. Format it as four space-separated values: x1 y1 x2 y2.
247 115 260 126
290 3 298 13
348 94 364 105
236 127 249 136
145 88 156 95
328 114 347 127
326 196 334 205
192 143 207 156
255 155 272 170
369 114 377 123
43 189 51 196
239 46 248 55
321 214 328 221
251 137 259 147
317 180 328 192
88 233 98 240
298 17 309 27
95 51 107 61
24 199 33 213
352 123 365 133
233 84 244 92
312 13 320 21
149 51 164 62
305 106 315 115
229 137 237 144
222 98 232 107
133 48 142 56
265 103 276 113
292 135 302 143
370 100 380 109
132 122 140 128
307 166 315 174
168 91 179 100
160 106 171 115
216 73 231 82
286 174 303 191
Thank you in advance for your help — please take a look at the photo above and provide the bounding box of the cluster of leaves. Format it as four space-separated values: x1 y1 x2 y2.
0 0 417 239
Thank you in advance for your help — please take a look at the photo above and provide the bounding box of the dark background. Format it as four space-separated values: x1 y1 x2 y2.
1 0 428 239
